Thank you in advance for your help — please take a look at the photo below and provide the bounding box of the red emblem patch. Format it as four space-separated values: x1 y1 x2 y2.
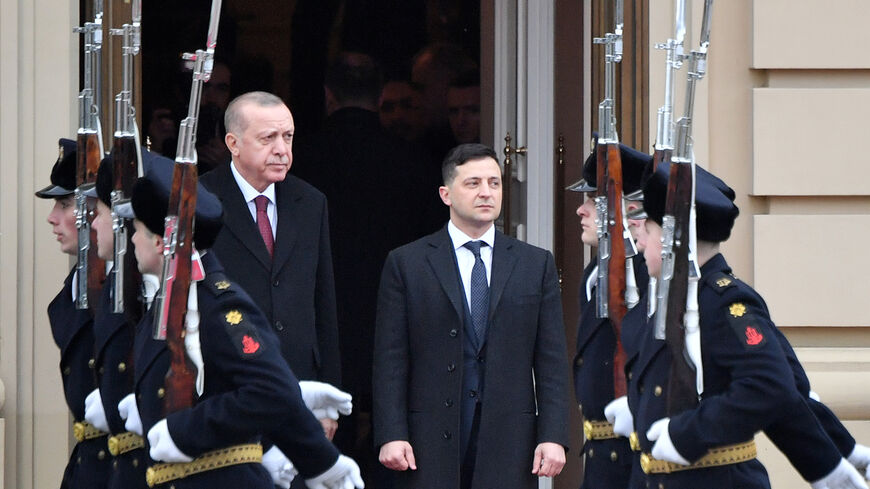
745 326 763 346
242 335 260 354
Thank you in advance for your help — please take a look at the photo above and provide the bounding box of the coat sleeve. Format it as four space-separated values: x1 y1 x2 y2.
372 250 411 448
532 252 572 449
165 293 337 477
314 195 342 386
668 294 804 462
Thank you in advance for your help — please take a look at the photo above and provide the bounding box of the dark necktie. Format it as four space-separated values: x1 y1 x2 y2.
254 195 274 258
464 241 490 343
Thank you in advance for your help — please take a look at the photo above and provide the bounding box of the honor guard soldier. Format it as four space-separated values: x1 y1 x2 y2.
116 161 363 489
630 164 869 489
567 143 651 489
36 138 112 489
81 153 155 489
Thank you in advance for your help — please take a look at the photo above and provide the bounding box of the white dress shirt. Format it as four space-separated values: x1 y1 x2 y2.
447 221 495 309
230 161 277 239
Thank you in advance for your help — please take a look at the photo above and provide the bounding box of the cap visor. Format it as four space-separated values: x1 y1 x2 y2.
626 206 647 220
624 189 644 202
565 178 596 193
34 184 75 199
114 200 136 220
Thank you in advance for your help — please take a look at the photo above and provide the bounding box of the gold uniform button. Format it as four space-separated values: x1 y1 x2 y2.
610 450 618 462
654 385 663 397
113 460 119 469
588 448 594 458
578 403 583 413
157 388 165 399
77 456 82 465
132 458 139 467
628 371 632 380
63 366 71 376
99 367 104 375
88 358 96 369
98 450 106 460
118 362 126 373
659 484 665 489
576 357 584 367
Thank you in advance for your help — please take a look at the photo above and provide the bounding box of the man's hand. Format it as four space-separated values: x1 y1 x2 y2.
147 419 193 463
84 388 109 433
379 440 417 471
604 395 633 438
848 443 870 479
304 454 364 489
320 418 338 440
262 446 298 489
118 393 143 436
299 381 353 419
646 418 690 466
532 442 565 477
811 458 869 489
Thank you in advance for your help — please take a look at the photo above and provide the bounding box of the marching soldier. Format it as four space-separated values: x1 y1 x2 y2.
35 138 111 489
115 160 363 489
567 143 651 489
628 163 868 489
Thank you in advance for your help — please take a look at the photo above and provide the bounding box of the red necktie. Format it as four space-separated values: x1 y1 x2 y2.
254 195 274 258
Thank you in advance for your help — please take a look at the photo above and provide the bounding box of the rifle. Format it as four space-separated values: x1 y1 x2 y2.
109 0 144 322
73 0 107 311
654 0 714 415
646 0 687 320
593 0 637 398
152 0 222 413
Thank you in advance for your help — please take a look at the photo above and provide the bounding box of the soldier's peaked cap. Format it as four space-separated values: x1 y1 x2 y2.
116 155 223 250
566 133 652 195
641 162 739 243
35 138 77 199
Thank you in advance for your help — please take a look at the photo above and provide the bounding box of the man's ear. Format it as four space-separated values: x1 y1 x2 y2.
225 131 239 156
438 185 451 206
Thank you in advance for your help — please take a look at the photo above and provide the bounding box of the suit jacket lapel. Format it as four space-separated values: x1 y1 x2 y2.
488 231 518 321
272 179 300 276
212 165 272 269
425 228 464 323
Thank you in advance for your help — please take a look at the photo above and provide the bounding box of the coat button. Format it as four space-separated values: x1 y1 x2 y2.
588 448 594 458
654 386 663 397
445 399 453 407
658 484 665 489
132 457 139 467
469 390 477 398
273 279 279 287
98 450 106 460
113 460 119 469
610 451 618 462
118 362 127 373
447 363 455 372
157 387 165 399
275 321 284 331
442 430 452 440
576 356 583 367
63 366 71 376
88 358 96 369
449 329 458 337
578 403 583 413
99 367 105 374
476 355 484 363
628 371 632 380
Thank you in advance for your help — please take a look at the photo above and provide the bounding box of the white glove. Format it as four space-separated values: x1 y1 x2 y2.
118 393 143 436
299 381 353 421
84 388 110 433
147 419 193 463
304 454 364 489
604 396 633 438
811 458 869 489
262 446 298 489
809 390 822 402
646 418 690 466
848 444 870 480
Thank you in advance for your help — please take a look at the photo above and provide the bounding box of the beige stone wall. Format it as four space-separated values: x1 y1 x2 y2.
0 0 80 487
650 1 870 486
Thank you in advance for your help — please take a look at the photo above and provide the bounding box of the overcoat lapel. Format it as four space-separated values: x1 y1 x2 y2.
425 228 464 323
211 165 272 270
488 231 518 321
271 180 300 277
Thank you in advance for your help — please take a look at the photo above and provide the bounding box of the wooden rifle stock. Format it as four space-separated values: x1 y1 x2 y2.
604 143 629 398
662 162 698 415
163 163 199 413
77 132 107 312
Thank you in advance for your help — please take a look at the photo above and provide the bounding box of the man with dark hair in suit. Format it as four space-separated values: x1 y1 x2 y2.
200 91 342 441
373 143 571 489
